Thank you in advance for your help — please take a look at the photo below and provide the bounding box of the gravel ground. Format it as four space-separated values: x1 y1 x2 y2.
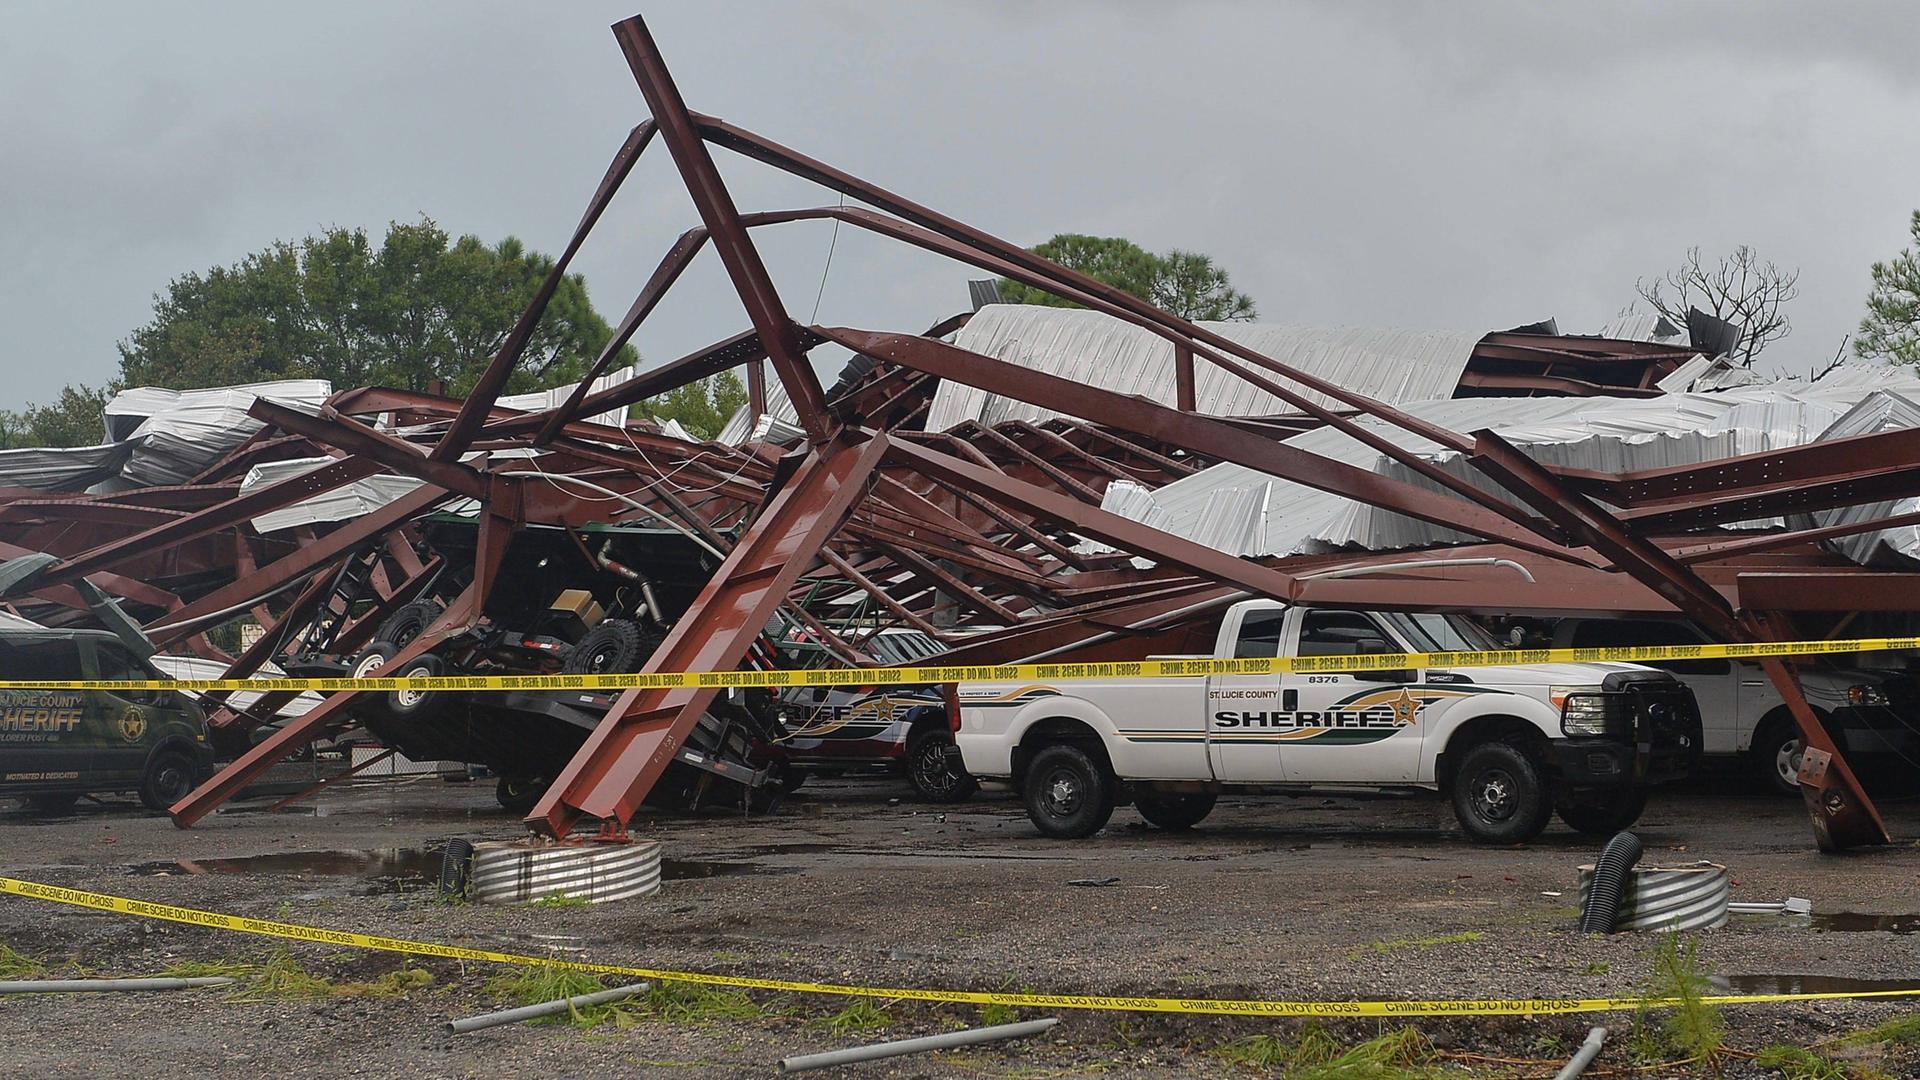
2 770 1918 1078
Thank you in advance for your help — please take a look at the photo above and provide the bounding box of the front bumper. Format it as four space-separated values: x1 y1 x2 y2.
1549 736 1692 787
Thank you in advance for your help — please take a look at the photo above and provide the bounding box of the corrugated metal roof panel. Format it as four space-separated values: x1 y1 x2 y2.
928 305 1486 429
1119 371 1920 561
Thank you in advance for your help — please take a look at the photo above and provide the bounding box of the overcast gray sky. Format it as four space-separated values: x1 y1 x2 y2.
4 2 1919 410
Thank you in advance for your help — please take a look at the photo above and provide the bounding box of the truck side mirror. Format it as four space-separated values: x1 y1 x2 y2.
1351 636 1414 684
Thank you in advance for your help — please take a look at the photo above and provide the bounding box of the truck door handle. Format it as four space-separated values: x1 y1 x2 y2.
1282 689 1297 710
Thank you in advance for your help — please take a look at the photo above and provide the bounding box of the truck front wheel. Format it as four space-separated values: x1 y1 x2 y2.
1555 787 1648 835
1450 741 1550 844
1022 744 1115 839
1134 790 1216 831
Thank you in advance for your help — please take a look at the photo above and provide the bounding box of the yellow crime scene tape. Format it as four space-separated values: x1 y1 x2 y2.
4 877 1919 1017
0 635 1916 695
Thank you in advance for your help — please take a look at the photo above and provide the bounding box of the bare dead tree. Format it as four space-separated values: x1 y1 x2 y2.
1636 245 1800 367
1810 334 1850 382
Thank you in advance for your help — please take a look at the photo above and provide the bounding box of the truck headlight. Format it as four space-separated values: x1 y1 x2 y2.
1551 684 1623 736
1847 684 1889 706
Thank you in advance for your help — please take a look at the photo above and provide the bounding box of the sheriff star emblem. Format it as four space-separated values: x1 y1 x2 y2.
1386 688 1421 728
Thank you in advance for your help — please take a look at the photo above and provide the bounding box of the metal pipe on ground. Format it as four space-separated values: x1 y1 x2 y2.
0 977 235 994
778 1018 1059 1073
446 982 650 1033
1554 1026 1608 1080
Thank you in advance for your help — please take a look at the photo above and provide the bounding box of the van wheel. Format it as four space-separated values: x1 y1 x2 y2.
384 653 446 722
25 793 78 815
1134 790 1217 831
1751 713 1842 797
495 775 548 813
1555 788 1648 835
1022 744 1115 839
139 749 198 811
904 729 977 803
1450 741 1550 844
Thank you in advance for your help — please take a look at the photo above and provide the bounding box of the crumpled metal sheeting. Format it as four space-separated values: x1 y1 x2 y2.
497 365 637 429
240 456 481 534
1800 388 1920 567
0 442 134 492
928 305 1486 430
1113 374 1920 559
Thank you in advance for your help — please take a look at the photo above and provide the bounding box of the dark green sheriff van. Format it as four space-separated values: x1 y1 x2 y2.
0 625 213 813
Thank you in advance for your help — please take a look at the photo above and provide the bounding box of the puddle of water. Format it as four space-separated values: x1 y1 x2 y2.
662 859 792 879
1806 912 1920 934
1720 974 1920 996
131 847 445 895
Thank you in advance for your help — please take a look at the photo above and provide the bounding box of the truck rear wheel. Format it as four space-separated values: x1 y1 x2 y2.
139 748 198 811
1450 741 1550 844
1555 788 1647 835
1022 744 1115 839
1134 790 1216 831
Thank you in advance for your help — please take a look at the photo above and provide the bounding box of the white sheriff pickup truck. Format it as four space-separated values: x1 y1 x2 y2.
953 599 1702 844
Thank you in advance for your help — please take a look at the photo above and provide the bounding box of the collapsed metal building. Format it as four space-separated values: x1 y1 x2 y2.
4 14 1919 852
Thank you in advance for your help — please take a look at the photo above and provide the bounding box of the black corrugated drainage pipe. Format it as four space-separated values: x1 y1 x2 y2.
1578 831 1643 933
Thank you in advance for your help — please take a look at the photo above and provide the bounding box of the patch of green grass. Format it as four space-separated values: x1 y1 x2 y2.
1213 1034 1293 1069
812 996 891 1035
1837 1013 1920 1049
978 1000 1020 1027
486 964 618 1027
1579 960 1611 977
0 942 43 979
1630 933 1724 1066
529 892 591 909
1754 1045 1866 1080
165 950 431 1002
1212 1025 1452 1077
642 979 767 1023
1527 1031 1567 1059
1346 931 1484 961
1292 1027 1446 1080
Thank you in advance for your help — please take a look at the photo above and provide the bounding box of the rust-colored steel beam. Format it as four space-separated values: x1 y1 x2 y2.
1467 429 1887 850
886 439 1306 604
529 432 890 837
739 205 1550 538
36 457 381 588
147 483 452 648
1749 615 1891 851
702 124 1475 452
534 225 710 444
169 573 494 828
433 120 656 461
612 16 829 439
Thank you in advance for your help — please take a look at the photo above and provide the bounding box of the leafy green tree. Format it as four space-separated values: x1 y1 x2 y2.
636 370 748 440
996 233 1258 321
20 384 113 448
1857 210 1920 367
116 218 636 396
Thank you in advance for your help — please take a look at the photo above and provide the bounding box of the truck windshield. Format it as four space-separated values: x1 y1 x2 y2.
1383 613 1498 654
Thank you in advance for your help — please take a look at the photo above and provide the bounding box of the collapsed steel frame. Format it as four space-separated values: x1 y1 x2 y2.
9 13 1920 850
